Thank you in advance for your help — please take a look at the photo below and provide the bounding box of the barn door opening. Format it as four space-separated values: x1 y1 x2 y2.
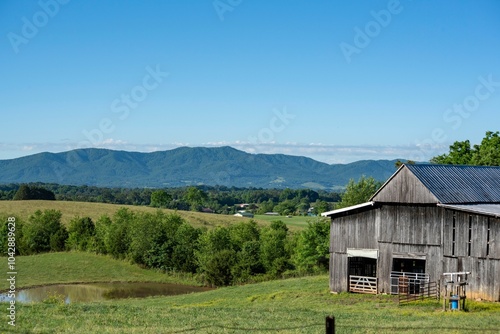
347 249 378 294
391 258 428 294
348 257 377 277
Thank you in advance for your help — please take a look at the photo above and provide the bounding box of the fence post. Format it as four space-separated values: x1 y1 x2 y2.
326 316 335 334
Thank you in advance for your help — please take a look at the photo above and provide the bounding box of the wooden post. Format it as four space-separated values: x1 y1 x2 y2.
326 316 335 334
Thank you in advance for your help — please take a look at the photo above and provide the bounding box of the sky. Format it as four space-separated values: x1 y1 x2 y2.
1 0 499 164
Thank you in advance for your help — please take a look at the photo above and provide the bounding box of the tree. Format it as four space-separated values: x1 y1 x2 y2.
273 199 297 216
293 218 330 272
20 210 67 254
105 208 134 259
12 185 30 201
66 217 96 251
256 199 275 214
128 211 186 270
13 185 56 200
92 215 112 254
335 176 382 209
471 131 500 166
431 131 500 166
171 223 202 273
184 187 208 211
150 190 172 208
312 200 330 215
260 221 291 276
431 140 473 165
196 226 235 286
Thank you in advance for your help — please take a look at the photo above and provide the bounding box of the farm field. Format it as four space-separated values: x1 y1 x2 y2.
1 252 499 334
254 214 321 228
0 200 310 230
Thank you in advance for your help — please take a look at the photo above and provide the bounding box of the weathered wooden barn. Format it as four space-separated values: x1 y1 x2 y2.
322 164 500 301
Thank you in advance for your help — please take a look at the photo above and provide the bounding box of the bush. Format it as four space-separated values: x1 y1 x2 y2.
104 208 134 259
91 215 112 254
20 210 67 254
66 217 96 251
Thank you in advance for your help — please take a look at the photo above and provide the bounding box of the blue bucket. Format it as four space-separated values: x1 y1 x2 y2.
451 295 459 310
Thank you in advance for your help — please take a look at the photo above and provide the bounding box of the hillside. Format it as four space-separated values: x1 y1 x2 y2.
0 200 309 230
0 146 402 190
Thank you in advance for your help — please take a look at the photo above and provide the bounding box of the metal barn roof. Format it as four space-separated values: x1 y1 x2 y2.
405 164 500 204
438 204 500 218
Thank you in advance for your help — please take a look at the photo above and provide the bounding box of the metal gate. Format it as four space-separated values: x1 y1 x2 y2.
349 275 377 294
390 271 429 295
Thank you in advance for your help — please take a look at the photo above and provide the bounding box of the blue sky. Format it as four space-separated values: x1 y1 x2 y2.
1 0 499 164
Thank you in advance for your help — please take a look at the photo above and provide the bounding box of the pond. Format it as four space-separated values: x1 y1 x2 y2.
0 282 211 304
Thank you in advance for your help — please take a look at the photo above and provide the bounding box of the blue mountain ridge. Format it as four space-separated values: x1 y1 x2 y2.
0 146 403 190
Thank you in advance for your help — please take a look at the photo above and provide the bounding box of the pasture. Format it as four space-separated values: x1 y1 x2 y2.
1 255 499 333
0 200 308 230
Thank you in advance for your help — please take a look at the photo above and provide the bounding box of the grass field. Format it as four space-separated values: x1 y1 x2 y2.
0 253 199 292
1 253 499 333
254 214 323 228
1 265 499 333
0 200 308 230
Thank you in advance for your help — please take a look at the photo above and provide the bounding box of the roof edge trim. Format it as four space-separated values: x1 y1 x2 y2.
321 201 375 217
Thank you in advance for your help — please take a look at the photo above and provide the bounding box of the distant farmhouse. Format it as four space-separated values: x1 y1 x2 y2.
322 164 500 302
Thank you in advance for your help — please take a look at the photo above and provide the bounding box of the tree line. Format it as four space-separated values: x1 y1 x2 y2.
0 209 330 286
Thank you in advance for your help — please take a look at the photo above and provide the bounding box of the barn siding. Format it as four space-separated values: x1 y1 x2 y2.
377 242 392 294
378 205 441 245
372 167 438 203
329 205 500 301
330 209 378 252
490 218 500 259
441 257 500 301
329 252 348 292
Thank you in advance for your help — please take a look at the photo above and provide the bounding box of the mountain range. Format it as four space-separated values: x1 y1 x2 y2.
0 146 403 190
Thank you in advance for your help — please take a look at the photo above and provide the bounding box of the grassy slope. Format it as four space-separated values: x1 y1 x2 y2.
0 200 307 229
3 275 500 333
0 253 198 291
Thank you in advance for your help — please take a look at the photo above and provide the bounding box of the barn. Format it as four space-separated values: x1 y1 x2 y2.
321 164 500 301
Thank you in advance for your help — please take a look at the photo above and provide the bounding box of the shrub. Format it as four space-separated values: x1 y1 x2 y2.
66 217 96 251
20 210 67 254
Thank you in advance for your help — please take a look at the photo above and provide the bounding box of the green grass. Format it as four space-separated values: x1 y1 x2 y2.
254 214 321 228
0 200 307 230
1 253 499 333
2 273 500 333
0 252 198 291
